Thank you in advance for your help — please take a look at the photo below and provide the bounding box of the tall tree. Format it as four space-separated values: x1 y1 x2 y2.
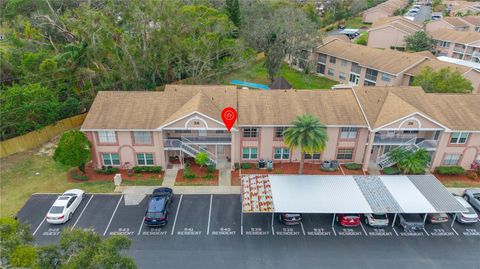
225 0 241 27
0 217 34 266
54 130 91 173
283 115 328 174
405 31 435 52
413 67 473 93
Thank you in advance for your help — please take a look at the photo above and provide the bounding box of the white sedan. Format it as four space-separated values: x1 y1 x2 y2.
46 189 85 224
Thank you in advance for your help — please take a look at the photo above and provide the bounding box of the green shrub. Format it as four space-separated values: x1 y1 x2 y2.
383 167 401 175
240 163 252 169
435 166 465 175
203 174 214 180
274 170 282 174
206 164 216 173
234 163 240 170
70 170 89 181
133 166 162 173
95 167 119 175
183 171 197 179
344 163 362 170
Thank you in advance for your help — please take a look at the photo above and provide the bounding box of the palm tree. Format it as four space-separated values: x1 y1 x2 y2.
388 147 430 174
283 114 328 174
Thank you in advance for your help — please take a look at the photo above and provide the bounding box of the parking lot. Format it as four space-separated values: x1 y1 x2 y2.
17 194 480 245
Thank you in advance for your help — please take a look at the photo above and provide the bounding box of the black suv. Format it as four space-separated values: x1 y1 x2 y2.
144 188 173 227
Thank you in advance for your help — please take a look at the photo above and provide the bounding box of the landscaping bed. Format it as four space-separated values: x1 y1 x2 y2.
340 164 366 175
175 162 219 186
67 165 164 183
434 172 480 188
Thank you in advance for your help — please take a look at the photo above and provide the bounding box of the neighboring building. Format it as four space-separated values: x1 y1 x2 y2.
367 16 423 49
81 85 480 172
426 16 480 33
444 0 480 16
311 38 480 93
362 0 408 23
430 28 480 63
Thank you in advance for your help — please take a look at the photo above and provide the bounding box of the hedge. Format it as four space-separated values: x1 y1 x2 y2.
95 167 119 175
383 167 401 175
435 166 465 175
320 167 338 172
71 170 89 181
133 166 162 173
240 163 253 169
344 163 362 170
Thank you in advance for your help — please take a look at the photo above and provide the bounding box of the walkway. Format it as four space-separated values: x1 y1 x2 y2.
162 168 179 187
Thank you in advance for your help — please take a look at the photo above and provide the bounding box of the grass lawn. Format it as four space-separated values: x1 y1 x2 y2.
441 180 480 188
122 176 163 186
345 16 371 29
0 153 117 218
206 60 338 89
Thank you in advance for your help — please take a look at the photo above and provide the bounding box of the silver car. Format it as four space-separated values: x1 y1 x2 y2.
463 188 480 212
399 214 425 231
454 196 479 224
364 214 389 227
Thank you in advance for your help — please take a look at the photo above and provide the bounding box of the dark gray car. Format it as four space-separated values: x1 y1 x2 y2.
463 189 480 212
399 214 425 232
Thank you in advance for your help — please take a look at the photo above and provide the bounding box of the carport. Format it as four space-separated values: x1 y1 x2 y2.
240 174 468 232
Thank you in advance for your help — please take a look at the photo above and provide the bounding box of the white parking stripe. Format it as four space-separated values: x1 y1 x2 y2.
171 195 183 235
451 226 459 236
206 195 213 235
359 222 368 236
300 222 305 235
103 195 123 236
423 228 430 236
71 195 94 230
137 216 145 236
392 227 399 236
33 217 46 236
332 226 337 236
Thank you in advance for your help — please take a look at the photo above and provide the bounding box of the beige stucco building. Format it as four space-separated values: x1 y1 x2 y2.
430 29 480 64
81 85 480 173
367 16 423 49
426 16 480 33
362 0 409 23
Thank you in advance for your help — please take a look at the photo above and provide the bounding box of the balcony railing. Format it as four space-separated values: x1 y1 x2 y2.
416 140 438 151
167 136 231 144
373 134 417 145
453 45 465 53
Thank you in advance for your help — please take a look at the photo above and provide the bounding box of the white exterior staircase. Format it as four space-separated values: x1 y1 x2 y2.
377 137 418 168
164 138 217 165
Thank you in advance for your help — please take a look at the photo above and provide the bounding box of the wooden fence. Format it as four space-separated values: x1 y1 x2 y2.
0 114 87 158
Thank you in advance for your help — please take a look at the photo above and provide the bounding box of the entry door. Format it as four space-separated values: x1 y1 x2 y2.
349 73 360 85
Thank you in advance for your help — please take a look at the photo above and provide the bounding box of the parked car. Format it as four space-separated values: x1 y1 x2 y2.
453 196 479 224
427 213 449 224
399 214 425 231
463 188 480 212
46 189 84 224
278 213 303 225
144 187 174 227
364 214 389 227
336 214 361 227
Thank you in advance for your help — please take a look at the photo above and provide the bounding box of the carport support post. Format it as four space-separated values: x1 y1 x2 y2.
332 213 336 229
271 212 274 227
451 213 456 228
423 213 427 226
392 213 397 227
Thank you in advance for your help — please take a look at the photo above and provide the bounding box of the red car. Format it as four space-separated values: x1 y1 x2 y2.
336 214 361 227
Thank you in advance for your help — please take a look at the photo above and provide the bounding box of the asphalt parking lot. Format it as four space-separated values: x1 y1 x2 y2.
17 194 480 269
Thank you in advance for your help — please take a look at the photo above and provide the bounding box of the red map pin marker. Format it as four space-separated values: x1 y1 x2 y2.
221 107 237 132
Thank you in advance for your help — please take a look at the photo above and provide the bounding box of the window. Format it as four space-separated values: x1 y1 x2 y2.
305 152 321 160
381 73 391 82
274 127 287 138
243 128 258 138
98 131 116 144
215 130 226 134
318 53 327 64
174 130 191 134
340 127 357 139
102 153 120 166
273 148 290 160
133 131 152 144
341 60 348 67
136 153 154 165
443 154 460 166
350 62 361 74
242 147 258 159
475 27 480 32
317 63 325 74
339 72 346 80
336 149 353 160
364 80 376 86
450 132 469 144
365 68 378 82
403 130 418 134
439 41 450 48
327 68 335 76
329 56 336 64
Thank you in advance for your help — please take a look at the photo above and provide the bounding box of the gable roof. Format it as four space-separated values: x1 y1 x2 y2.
372 16 422 30
405 56 471 75
443 17 470 27
430 28 480 44
460 16 480 26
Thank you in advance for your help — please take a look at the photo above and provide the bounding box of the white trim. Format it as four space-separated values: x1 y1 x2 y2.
373 112 450 132
350 88 372 130
237 124 369 128
380 128 444 131
185 116 209 129
157 111 238 131
397 117 422 129
81 128 157 131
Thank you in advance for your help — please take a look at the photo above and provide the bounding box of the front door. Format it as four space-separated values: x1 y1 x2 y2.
349 73 360 85
216 145 224 155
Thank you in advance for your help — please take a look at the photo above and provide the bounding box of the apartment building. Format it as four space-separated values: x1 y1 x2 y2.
367 16 423 49
426 16 480 33
362 0 408 23
81 85 480 172
430 28 480 63
444 0 480 16
311 38 480 93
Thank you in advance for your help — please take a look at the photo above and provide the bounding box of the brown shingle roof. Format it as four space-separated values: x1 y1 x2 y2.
430 28 480 44
443 17 470 27
372 16 422 30
316 39 426 75
460 16 480 26
405 57 471 75
353 86 480 130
